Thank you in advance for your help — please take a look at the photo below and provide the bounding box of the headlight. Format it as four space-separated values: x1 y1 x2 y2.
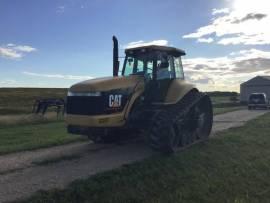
67 91 101 97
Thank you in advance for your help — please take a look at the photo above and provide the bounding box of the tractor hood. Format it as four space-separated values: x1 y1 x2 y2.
69 75 143 93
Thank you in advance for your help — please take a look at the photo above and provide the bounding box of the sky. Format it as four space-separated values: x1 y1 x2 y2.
0 0 270 92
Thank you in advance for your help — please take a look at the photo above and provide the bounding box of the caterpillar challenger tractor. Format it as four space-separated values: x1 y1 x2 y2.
66 36 213 153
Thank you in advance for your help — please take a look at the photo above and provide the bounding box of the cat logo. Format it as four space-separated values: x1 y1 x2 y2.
109 94 122 108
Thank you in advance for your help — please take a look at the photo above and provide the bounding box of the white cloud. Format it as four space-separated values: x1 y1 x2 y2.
7 43 15 47
183 49 270 91
183 0 270 45
13 45 37 52
0 47 22 59
123 40 169 49
217 34 270 45
56 6 65 13
0 44 37 59
197 38 214 43
0 79 17 86
212 8 230 15
23 71 94 80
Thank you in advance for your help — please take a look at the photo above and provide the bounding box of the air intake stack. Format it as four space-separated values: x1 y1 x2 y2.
112 36 119 77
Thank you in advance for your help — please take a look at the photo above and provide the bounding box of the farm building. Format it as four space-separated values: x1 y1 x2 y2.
240 76 270 102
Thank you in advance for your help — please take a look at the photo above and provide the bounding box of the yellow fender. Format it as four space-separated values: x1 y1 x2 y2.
164 80 198 104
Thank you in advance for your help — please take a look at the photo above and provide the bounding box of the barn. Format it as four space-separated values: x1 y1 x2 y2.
240 76 270 102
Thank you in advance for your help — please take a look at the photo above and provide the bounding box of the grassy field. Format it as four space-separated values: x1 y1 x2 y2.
210 95 232 104
0 88 67 115
0 122 86 155
21 113 270 203
0 88 242 115
210 94 245 114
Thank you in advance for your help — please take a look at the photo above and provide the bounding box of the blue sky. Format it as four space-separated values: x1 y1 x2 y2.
1 0 270 91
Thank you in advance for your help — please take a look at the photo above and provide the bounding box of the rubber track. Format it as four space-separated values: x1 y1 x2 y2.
149 90 210 151
170 91 211 150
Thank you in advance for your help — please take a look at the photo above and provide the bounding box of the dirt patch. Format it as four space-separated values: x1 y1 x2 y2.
0 112 62 126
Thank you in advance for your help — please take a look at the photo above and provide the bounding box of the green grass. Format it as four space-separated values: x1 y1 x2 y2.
0 122 86 155
0 113 66 128
210 95 231 104
213 106 246 115
210 95 245 114
20 113 270 203
0 88 67 115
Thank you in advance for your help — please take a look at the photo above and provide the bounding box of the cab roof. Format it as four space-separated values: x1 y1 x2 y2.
125 45 186 57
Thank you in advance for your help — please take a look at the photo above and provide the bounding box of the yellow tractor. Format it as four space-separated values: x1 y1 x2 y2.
66 36 213 153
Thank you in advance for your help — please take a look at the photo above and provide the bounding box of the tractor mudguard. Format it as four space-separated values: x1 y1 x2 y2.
164 80 198 104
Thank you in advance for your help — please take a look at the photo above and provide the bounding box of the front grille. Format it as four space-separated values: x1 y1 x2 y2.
67 96 106 115
66 92 129 116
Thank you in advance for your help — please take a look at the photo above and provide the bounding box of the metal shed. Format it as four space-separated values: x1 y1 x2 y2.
240 76 270 102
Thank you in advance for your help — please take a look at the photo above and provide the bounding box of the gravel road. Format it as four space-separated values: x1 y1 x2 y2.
212 109 268 134
0 109 268 202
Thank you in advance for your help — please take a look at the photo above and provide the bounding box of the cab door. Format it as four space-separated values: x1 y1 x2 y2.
145 55 184 103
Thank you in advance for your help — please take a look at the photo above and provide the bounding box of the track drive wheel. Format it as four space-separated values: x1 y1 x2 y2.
148 92 213 153
148 111 179 153
188 95 213 141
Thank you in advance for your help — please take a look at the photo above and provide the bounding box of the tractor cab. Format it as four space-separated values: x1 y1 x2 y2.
122 46 185 79
122 46 186 102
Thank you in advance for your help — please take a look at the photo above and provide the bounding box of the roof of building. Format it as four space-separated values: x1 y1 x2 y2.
260 76 270 80
241 76 270 86
125 45 186 56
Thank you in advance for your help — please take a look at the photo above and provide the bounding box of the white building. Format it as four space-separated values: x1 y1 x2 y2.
240 76 270 102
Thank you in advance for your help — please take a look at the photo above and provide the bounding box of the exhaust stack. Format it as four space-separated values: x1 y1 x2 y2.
112 36 119 77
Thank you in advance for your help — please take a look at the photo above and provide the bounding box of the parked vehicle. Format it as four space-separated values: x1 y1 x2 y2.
248 93 269 110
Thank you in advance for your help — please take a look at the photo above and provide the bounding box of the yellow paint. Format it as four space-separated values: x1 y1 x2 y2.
65 77 195 128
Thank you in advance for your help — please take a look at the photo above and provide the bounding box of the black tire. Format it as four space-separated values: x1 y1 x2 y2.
174 118 189 148
175 93 213 144
192 95 213 140
148 91 213 153
148 111 179 153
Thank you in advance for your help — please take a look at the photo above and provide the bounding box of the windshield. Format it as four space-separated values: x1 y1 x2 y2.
122 55 154 78
249 94 265 100
122 52 184 80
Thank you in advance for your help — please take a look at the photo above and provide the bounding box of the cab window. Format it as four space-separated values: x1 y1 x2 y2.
124 57 134 76
123 56 153 77
174 56 184 79
156 56 175 80
134 60 144 74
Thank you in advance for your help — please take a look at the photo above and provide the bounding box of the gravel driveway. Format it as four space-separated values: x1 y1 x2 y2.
0 109 268 202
